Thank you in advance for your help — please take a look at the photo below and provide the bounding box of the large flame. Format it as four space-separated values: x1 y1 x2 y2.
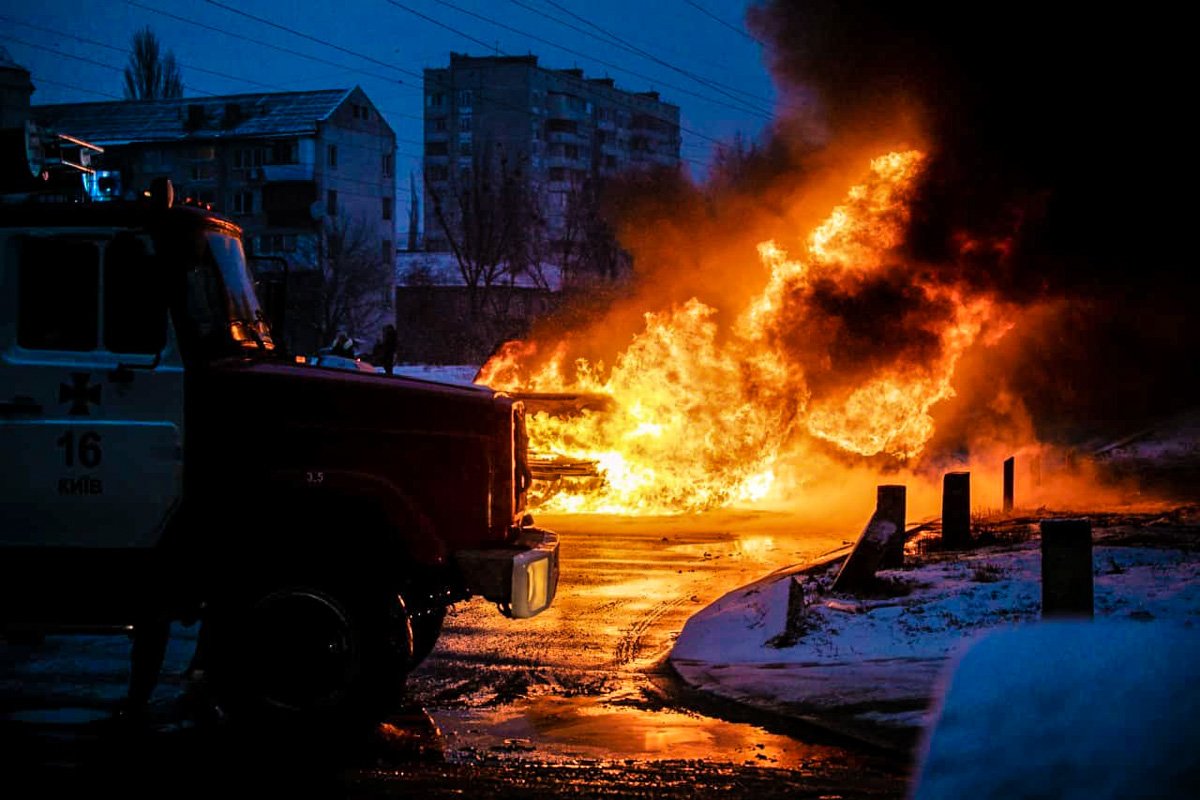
479 150 1004 514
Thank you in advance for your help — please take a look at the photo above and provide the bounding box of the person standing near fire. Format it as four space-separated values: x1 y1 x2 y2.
376 323 397 375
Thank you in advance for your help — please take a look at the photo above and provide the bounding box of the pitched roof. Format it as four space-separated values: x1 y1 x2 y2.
32 88 354 146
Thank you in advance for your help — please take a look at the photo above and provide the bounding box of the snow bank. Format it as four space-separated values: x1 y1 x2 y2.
912 621 1200 799
669 537 1200 746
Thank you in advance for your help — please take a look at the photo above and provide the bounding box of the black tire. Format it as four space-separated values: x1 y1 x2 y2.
204 578 412 736
409 605 446 668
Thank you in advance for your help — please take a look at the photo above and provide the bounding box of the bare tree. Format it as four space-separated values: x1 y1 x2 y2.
406 171 420 252
556 176 626 286
123 27 183 100
426 144 545 348
709 131 759 188
288 214 392 354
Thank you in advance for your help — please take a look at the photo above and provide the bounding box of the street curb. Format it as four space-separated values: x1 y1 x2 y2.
665 551 932 757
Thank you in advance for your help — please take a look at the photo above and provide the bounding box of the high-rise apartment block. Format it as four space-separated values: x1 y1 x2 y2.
422 53 681 253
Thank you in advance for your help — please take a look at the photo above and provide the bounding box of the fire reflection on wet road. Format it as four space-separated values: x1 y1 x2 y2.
402 510 908 791
2 510 908 796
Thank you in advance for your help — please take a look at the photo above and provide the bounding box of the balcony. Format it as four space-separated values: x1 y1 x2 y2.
261 180 318 227
261 162 314 182
545 94 587 119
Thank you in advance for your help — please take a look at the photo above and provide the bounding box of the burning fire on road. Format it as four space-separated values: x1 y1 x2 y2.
479 150 1016 514
477 1 1197 517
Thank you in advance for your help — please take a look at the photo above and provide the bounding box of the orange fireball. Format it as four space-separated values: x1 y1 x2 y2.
480 150 1006 514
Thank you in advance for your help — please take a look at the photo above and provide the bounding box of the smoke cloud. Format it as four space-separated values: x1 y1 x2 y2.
747 0 1198 438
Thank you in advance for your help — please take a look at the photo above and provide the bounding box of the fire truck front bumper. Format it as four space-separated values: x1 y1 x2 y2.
456 528 559 618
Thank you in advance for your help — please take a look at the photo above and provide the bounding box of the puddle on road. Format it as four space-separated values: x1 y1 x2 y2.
431 694 851 769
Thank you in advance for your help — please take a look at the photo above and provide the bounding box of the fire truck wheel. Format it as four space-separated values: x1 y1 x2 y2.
409 606 446 667
203 579 412 735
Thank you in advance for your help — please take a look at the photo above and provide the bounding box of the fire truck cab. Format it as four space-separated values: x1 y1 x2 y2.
0 124 558 734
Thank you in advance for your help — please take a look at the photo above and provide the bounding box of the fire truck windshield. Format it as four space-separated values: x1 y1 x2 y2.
204 231 274 352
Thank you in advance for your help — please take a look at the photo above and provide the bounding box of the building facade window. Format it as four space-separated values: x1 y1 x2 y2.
427 92 445 108
231 190 254 214
234 148 263 171
432 118 447 132
326 189 337 216
427 164 449 181
457 90 472 109
426 141 448 156
382 239 392 264
257 233 296 253
459 115 471 132
382 153 394 177
327 144 338 168
382 197 393 221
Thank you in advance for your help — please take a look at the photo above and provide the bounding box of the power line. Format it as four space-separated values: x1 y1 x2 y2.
200 0 418 82
4 31 422 167
10 48 421 195
0 14 280 93
385 0 717 155
681 0 765 47
424 0 773 122
125 0 413 88
0 33 222 97
29 74 124 100
4 12 425 126
512 0 774 118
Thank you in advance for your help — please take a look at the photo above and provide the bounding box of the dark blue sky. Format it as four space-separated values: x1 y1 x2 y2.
3 0 777 200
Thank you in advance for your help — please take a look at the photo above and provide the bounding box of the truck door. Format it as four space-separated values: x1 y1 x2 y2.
0 229 184 549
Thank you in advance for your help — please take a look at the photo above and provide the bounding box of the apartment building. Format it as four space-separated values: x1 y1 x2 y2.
422 53 681 254
33 87 397 352
35 87 395 260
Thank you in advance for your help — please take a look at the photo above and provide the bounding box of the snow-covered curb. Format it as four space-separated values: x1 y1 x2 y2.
669 536 1200 750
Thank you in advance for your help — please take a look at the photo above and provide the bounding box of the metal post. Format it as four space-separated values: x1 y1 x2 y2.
942 471 971 549
1041 519 1094 618
1003 456 1015 514
878 484 908 569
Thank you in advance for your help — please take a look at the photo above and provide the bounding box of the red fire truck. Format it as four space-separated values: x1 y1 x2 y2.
0 124 558 734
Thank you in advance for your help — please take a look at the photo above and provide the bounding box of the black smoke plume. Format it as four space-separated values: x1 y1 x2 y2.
748 0 1198 440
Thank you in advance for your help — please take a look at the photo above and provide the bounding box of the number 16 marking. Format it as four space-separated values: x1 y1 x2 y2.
56 430 102 468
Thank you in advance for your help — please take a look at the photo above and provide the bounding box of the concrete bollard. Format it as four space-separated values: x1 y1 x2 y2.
831 515 898 595
784 575 806 636
878 484 908 569
1003 457 1015 514
1040 519 1094 618
942 471 972 549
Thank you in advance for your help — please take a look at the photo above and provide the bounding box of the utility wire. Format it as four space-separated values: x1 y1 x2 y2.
125 0 412 88
29 74 124 100
9 38 422 191
681 0 765 46
201 0 419 82
0 34 222 97
3 26 423 162
512 0 774 117
423 0 772 122
386 0 718 152
542 0 768 106
0 14 281 92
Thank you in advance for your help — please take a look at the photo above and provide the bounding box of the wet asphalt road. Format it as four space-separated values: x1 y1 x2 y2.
3 511 910 798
